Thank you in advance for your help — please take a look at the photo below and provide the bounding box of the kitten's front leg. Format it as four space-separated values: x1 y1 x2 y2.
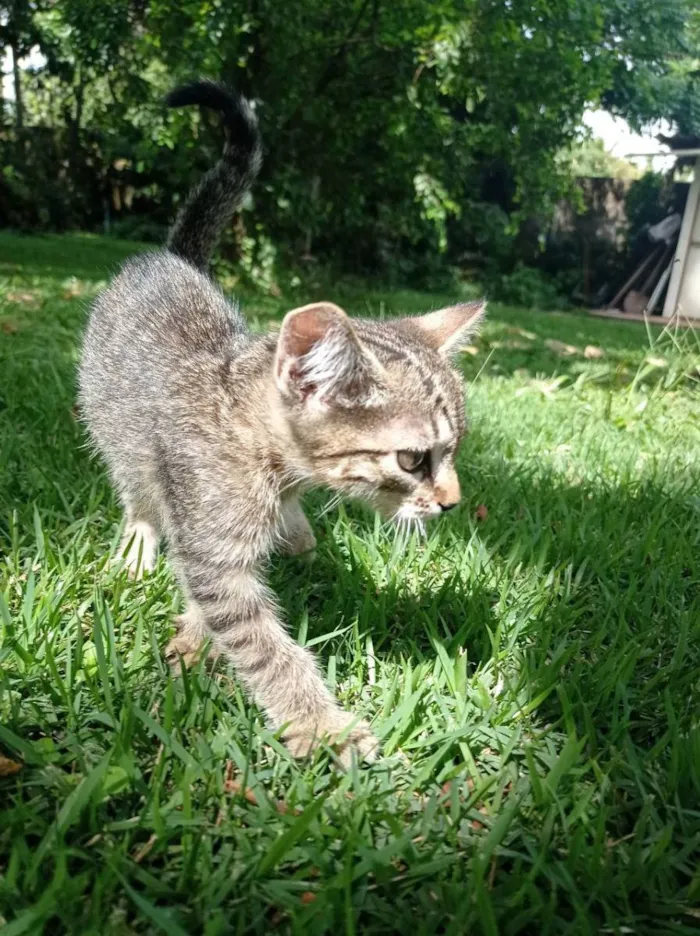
116 504 159 579
175 558 377 766
277 497 317 557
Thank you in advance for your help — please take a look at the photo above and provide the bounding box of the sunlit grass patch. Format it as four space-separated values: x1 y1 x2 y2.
1 233 699 934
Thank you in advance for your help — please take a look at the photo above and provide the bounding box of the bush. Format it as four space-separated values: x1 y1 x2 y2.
109 217 168 244
448 201 518 272
487 263 565 310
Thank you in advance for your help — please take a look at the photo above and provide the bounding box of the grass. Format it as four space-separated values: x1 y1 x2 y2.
1 231 699 935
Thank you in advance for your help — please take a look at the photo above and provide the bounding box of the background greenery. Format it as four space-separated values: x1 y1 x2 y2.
1 0 700 293
1 232 699 934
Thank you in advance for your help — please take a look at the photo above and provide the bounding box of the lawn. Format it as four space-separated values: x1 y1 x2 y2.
1 231 699 935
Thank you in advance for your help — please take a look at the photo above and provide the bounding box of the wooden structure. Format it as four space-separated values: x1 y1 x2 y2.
663 149 700 320
602 144 700 322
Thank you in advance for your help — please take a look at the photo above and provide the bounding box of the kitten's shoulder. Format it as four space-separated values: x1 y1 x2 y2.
112 248 210 293
94 249 246 345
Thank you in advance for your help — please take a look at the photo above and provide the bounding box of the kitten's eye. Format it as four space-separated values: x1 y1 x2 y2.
397 450 430 474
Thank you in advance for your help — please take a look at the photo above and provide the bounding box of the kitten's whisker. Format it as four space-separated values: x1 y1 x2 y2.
382 509 402 535
318 493 343 518
277 472 312 498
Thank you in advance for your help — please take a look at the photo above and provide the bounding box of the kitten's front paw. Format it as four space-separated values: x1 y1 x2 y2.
113 522 158 579
279 527 317 558
283 710 379 768
109 545 155 580
165 632 203 669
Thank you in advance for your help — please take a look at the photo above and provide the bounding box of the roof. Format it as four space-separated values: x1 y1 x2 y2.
625 149 700 158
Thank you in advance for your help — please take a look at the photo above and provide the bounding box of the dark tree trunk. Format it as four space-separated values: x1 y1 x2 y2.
75 79 85 132
11 43 24 129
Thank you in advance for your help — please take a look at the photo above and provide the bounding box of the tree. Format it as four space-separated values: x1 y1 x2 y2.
5 0 699 275
601 1 700 136
0 0 45 127
564 138 640 181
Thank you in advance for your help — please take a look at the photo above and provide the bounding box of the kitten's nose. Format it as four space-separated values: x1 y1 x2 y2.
435 471 461 512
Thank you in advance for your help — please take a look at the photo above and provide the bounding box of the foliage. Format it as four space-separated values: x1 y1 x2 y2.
563 137 641 180
601 1 700 135
1 0 699 279
227 224 280 296
486 262 565 310
1 233 700 932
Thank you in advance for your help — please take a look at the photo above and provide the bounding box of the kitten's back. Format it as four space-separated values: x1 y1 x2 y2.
78 251 248 481
87 251 245 354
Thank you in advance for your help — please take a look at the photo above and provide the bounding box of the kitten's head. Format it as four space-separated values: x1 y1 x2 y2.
273 299 485 523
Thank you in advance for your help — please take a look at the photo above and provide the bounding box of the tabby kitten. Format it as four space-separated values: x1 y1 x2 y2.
79 80 485 764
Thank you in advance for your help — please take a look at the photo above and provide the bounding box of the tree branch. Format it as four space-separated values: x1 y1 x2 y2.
279 0 375 135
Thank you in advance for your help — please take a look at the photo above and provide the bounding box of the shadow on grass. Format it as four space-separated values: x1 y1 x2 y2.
283 450 700 800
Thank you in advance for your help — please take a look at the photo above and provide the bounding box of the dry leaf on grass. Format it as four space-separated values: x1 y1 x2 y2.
132 833 157 863
506 326 537 340
439 777 475 805
300 892 316 905
471 804 489 830
6 291 38 306
0 755 22 777
584 345 605 359
545 338 578 356
1 320 19 334
475 504 489 522
461 345 479 356
62 278 87 299
223 759 294 814
515 375 569 399
503 339 531 350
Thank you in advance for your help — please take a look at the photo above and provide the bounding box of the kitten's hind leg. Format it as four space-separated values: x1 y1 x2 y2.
116 504 159 579
278 497 317 557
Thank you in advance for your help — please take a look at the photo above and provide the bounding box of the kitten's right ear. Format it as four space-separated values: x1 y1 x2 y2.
404 300 487 357
275 302 382 407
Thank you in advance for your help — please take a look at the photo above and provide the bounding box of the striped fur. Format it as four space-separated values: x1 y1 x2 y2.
78 83 485 766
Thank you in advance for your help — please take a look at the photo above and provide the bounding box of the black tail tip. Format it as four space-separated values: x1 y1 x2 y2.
165 79 242 116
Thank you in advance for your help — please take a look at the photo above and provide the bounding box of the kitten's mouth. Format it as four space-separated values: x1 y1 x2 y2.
391 504 444 532
373 492 446 525
401 504 443 519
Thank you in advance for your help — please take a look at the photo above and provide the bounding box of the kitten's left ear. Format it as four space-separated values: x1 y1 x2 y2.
275 301 384 407
404 300 486 356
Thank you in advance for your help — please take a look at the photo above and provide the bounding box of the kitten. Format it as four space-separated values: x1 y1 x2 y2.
79 80 485 765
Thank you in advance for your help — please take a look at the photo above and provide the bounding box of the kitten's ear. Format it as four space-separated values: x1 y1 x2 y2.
275 302 383 406
408 300 486 356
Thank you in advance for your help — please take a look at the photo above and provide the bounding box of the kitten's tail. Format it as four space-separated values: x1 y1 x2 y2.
165 80 262 271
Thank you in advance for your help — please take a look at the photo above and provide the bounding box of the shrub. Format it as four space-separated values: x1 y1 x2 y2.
488 263 565 310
